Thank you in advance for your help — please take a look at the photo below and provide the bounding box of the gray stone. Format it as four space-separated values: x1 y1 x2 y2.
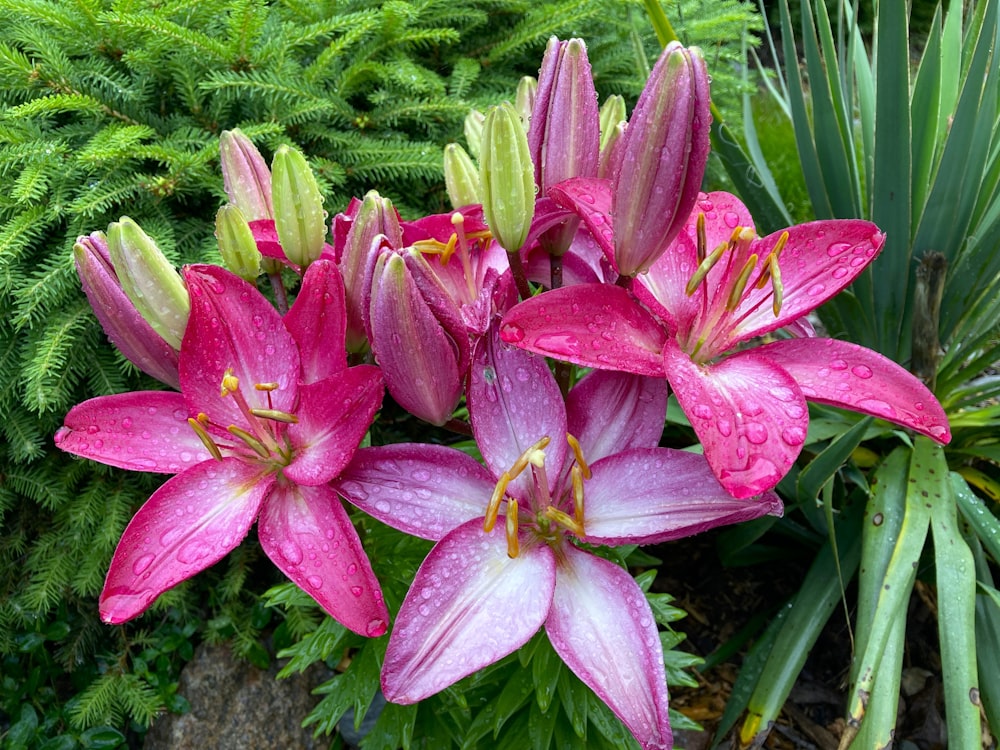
143 642 330 750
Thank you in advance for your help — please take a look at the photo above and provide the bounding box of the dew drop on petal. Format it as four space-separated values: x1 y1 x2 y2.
347 563 358 575
827 242 851 257
806 283 826 296
132 553 155 576
280 541 303 565
306 575 323 588
500 323 525 343
744 422 768 445
851 365 873 379
717 419 733 437
830 359 848 371
693 404 713 420
350 586 363 597
781 426 806 446
366 618 387 637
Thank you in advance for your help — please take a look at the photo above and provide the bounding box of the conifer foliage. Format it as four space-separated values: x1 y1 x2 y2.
0 0 762 744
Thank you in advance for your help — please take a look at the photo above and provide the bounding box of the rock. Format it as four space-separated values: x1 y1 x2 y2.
143 642 329 750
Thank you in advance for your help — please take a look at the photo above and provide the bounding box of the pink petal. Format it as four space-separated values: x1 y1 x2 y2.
566 370 667 464
284 365 383 486
632 231 698 336
689 192 756 257
663 340 809 498
382 519 556 703
181 265 300 428
100 458 272 624
334 445 495 540
258 481 389 637
548 177 615 266
758 338 951 443
56 392 211 473
546 544 672 750
284 259 347 384
581 448 783 544
248 219 300 272
732 220 885 342
469 325 567 499
500 284 668 377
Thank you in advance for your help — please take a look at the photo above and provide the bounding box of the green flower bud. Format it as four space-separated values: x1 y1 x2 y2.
599 94 626 154
215 204 262 282
271 144 326 269
480 102 536 254
443 143 481 209
107 217 190 349
514 76 537 129
464 109 485 160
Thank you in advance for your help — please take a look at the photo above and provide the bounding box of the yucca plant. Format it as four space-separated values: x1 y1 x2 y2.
648 0 1000 745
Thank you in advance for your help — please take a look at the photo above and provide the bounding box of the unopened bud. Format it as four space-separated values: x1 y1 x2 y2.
271 144 326 269
598 95 626 154
106 218 190 349
464 110 485 159
215 204 262 282
480 102 535 254
514 76 537 128
219 129 273 220
443 143 481 209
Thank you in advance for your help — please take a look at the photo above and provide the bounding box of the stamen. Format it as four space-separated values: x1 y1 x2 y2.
685 241 728 296
505 499 520 558
770 255 784 316
250 408 299 424
543 506 584 537
220 368 240 397
566 433 591 479
726 254 759 311
510 437 551 479
484 471 510 533
696 212 707 263
227 425 271 458
571 464 586 530
188 416 223 461
254 382 280 391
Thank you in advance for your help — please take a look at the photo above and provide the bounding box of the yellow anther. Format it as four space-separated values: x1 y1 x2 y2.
255 382 280 391
770 230 790 259
438 232 458 265
571 464 586 529
227 425 271 459
770 255 784 316
566 434 591 480
685 241 728 296
696 212 707 263
220 368 239 396
543 505 584 537
188 417 223 461
728 226 744 245
726 254 759 311
250 408 299 424
505 499 520 558
510 436 551 479
484 471 510 533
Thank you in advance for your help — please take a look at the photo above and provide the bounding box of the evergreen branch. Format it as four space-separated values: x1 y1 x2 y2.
99 11 232 63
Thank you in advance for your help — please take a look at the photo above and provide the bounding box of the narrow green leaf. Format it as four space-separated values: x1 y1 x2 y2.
796 416 873 503
934 473 979 750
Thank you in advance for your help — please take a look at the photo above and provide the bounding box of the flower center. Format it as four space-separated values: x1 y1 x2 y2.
411 212 493 303
483 434 591 558
187 368 298 466
682 212 789 361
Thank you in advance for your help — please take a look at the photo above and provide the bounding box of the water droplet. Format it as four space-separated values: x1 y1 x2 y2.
306 575 323 588
280 541 303 565
781 426 805 446
366 618 387 637
826 242 851 257
347 563 358 575
806 283 826 296
501 323 525 343
723 212 739 228
744 422 768 445
832 267 849 279
693 404 713 420
830 359 848 371
132 553 155 575
851 365 873 379
122 417 133 429
350 585 363 597
374 499 391 513
717 419 733 437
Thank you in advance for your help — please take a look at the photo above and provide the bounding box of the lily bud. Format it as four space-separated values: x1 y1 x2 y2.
369 251 466 426
514 76 537 128
219 129 273 221
215 204 262 282
443 143 481 209
74 232 180 388
464 109 485 159
271 144 326 269
480 102 535 254
340 190 403 352
527 37 600 191
599 94 626 154
106 217 190 350
611 42 711 277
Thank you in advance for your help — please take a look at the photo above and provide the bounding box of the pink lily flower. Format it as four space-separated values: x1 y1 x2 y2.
55 261 389 636
501 191 951 498
333 325 782 749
